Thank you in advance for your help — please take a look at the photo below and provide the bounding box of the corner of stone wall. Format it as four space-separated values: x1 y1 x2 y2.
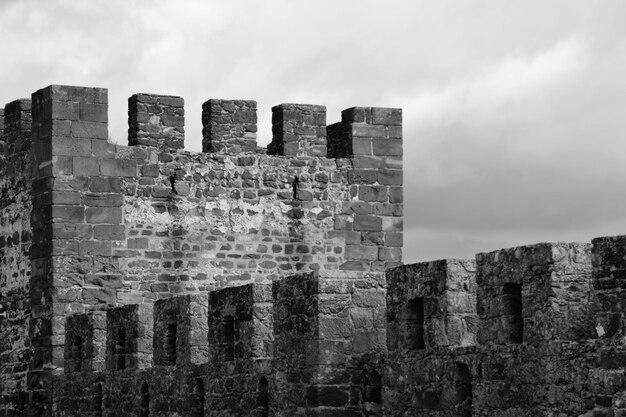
476 242 593 346
0 98 34 416
2 99 32 178
28 84 118 415
154 294 209 367
329 107 403 273
207 283 273 363
591 235 626 342
64 311 107 374
105 304 153 371
386 259 477 352
272 271 386 416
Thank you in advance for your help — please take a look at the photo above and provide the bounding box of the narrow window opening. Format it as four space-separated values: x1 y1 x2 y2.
223 315 235 361
257 377 269 417
115 329 126 370
503 283 523 343
140 382 150 417
454 363 472 417
164 322 177 365
407 297 425 350
74 335 84 372
95 383 103 417
363 371 382 416
292 176 300 199
193 378 204 417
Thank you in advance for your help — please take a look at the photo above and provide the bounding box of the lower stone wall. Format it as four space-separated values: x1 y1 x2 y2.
0 180 32 416
385 340 626 417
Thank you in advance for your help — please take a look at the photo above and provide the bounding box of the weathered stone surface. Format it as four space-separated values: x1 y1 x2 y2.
202 99 257 153
128 93 185 150
268 103 327 157
12 82 626 417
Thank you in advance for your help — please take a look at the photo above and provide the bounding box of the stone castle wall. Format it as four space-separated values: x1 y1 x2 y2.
3 83 626 417
0 84 402 416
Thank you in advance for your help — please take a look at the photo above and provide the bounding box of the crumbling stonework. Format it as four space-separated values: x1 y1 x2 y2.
3 83 626 417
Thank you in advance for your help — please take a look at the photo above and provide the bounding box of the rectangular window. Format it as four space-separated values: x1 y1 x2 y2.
407 297 425 350
115 329 126 370
503 283 523 343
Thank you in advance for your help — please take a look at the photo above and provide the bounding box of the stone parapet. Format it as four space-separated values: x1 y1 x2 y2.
128 93 185 150
268 103 326 157
202 99 257 153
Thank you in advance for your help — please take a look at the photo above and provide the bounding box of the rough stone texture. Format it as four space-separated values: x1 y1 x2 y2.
105 304 153 371
202 99 257 153
387 259 477 351
268 103 327 157
272 271 387 417
8 82 626 417
153 294 208 366
64 311 106 373
591 235 626 342
206 283 273 416
0 99 32 416
128 93 184 151
476 242 594 345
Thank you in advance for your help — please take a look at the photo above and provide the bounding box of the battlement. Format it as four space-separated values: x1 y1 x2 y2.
5 83 626 416
0 83 403 415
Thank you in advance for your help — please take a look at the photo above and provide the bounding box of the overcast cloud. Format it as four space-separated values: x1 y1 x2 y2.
1 0 626 262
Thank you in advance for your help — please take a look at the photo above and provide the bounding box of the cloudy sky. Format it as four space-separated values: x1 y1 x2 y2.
1 0 626 263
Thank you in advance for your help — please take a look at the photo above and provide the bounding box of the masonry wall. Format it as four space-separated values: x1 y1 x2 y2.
0 99 33 416
205 283 272 417
0 84 404 416
11 82 626 417
476 242 594 345
273 271 387 417
383 242 626 417
385 260 477 416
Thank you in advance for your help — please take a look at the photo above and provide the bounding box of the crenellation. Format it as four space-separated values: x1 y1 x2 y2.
4 82 626 416
128 93 185 150
268 103 327 157
153 294 209 366
386 259 477 351
3 99 32 178
64 311 107 373
105 304 154 371
476 242 593 346
591 235 626 341
202 98 257 153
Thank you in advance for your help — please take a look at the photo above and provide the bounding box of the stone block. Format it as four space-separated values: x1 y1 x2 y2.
85 207 122 224
52 206 85 223
83 194 123 207
93 225 126 240
354 215 382 231
70 121 107 140
371 107 402 125
372 138 402 156
51 137 91 157
72 156 100 176
100 158 137 177
346 245 378 261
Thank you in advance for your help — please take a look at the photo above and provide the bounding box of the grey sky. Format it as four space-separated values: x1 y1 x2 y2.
1 0 625 263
